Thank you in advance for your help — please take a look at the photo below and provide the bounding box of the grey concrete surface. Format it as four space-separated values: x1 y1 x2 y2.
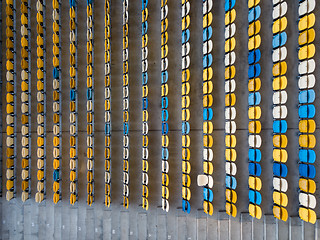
1 0 320 239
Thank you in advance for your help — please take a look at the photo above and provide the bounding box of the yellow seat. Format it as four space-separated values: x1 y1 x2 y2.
182 161 191 174
182 148 190 160
298 44 315 60
203 121 213 134
53 193 60 204
225 135 236 148
299 134 316 148
273 191 288 207
225 66 235 79
273 206 288 221
162 186 169 198
248 121 261 133
225 37 236 52
182 135 190 147
273 135 288 148
299 29 315 46
123 196 129 209
162 173 169 186
182 82 190 95
298 14 315 31
182 15 190 30
248 35 261 50
6 180 14 191
182 187 191 200
53 182 60 193
299 120 316 133
226 202 237 217
248 20 261 37
87 171 93 183
203 135 213 148
248 106 261 119
226 149 236 161
203 161 213 175
225 9 236 25
272 17 287 34
225 93 236 106
249 204 262 219
273 76 287 90
37 137 44 147
70 194 77 205
248 0 260 8
203 12 212 28
273 61 287 76
37 170 44 181
226 189 237 203
203 67 213 81
6 93 13 103
204 201 213 215
299 207 316 224
182 108 190 121
53 159 60 170
248 176 262 190
273 149 288 163
203 81 213 94
70 171 76 182
299 178 316 194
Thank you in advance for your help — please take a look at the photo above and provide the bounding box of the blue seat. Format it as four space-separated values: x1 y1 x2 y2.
204 188 213 202
248 6 261 23
123 123 129 135
299 164 316 179
87 88 93 100
249 190 262 205
248 92 261 105
162 109 168 122
248 49 261 65
299 149 316 164
142 0 148 10
105 123 111 135
182 29 190 44
273 163 288 177
142 21 148 35
142 98 148 110
298 105 315 118
203 54 213 68
299 90 315 104
182 122 190 135
143 72 148 84
161 71 167 84
87 0 92 5
203 108 213 121
53 170 59 181
53 67 59 79
225 0 235 12
273 120 287 134
226 175 237 189
248 64 261 78
249 163 261 176
272 32 287 48
162 147 169 160
161 97 168 109
248 148 261 162
70 90 76 101
70 0 76 7
203 26 213 41
182 199 191 214
162 122 168 135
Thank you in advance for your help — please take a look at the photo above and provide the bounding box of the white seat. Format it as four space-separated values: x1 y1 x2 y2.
87 160 93 170
226 162 237 176
105 112 111 122
22 192 29 202
182 42 190 56
21 103 28 114
22 169 29 180
197 174 214 188
22 148 29 158
6 191 14 201
123 136 129 147
142 148 149 160
123 148 129 159
123 99 129 110
53 102 59 112
182 56 190 69
87 136 93 147
37 181 44 192
53 148 60 158
298 74 315 89
21 70 28 80
123 86 129 98
142 173 148 185
203 148 213 161
225 80 236 93
161 58 168 71
105 172 111 183
143 122 148 135
37 159 44 169
53 79 59 90
298 59 315 75
162 198 169 212
225 121 236 134
37 92 44 102
273 106 287 119
161 5 168 20
70 159 76 170
203 0 213 14
7 137 14 146
70 113 76 123
225 23 236 39
70 125 76 135
162 160 169 173
70 182 76 193
21 92 28 103
248 135 262 148
37 148 44 158
7 115 14 124
273 1 287 19
52 9 59 21
273 90 288 105
299 0 315 16
225 107 236 120
142 46 148 60
225 52 236 66
123 185 129 197
6 71 13 81
37 114 44 124
21 126 28 135
272 46 287 62
203 40 213 54
35 192 44 203
273 177 288 192
182 1 190 18
6 169 14 179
